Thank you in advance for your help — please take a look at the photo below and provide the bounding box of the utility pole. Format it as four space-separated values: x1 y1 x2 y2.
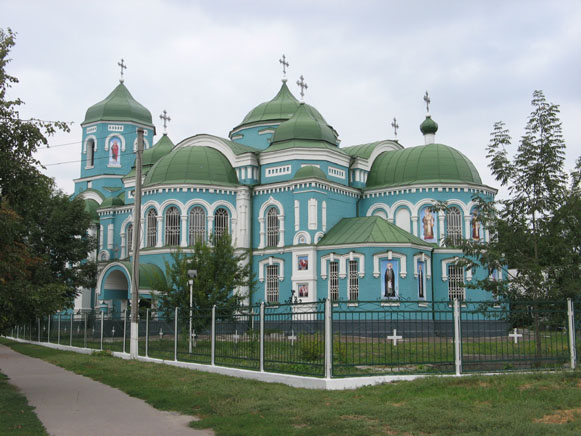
130 128 144 358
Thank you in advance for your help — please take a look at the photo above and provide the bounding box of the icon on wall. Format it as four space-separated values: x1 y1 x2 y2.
109 137 121 167
420 206 436 242
298 256 308 271
298 283 309 298
381 259 399 299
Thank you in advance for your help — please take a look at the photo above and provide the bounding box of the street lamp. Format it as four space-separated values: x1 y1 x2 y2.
187 269 197 354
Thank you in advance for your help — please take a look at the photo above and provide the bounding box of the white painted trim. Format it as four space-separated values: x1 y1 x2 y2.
259 149 351 167
366 203 390 218
104 132 126 153
174 134 258 168
293 231 311 245
314 231 325 244
373 251 407 278
77 190 103 204
441 257 460 282
258 257 285 283
413 253 432 279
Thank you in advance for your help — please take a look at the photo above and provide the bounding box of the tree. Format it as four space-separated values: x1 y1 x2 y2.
156 234 254 319
0 28 96 331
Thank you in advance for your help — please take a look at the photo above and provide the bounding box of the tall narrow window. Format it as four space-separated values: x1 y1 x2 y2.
146 209 157 247
87 139 95 167
189 206 206 244
214 208 229 238
329 261 339 301
126 224 133 255
348 260 359 301
448 265 465 301
266 264 279 303
446 207 462 246
266 207 279 247
165 206 180 246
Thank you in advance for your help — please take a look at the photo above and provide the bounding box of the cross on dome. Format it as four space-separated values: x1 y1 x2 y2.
423 91 431 113
391 117 399 138
159 110 171 133
296 75 308 101
118 58 127 83
279 54 289 81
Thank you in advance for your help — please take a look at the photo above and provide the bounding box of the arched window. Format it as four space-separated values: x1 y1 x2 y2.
146 209 157 247
126 224 133 255
87 139 95 167
214 208 229 238
165 206 180 246
189 206 206 244
446 207 462 246
266 207 279 247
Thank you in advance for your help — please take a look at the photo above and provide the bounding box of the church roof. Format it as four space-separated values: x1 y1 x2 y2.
144 145 239 186
119 262 166 290
318 216 434 247
293 165 327 181
97 194 125 209
142 134 174 167
82 82 154 128
366 143 482 189
83 199 100 223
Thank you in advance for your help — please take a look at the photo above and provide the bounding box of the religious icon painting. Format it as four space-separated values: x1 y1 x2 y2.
298 283 308 298
108 136 121 167
380 259 399 299
471 209 481 240
420 206 437 242
417 261 426 300
298 256 308 271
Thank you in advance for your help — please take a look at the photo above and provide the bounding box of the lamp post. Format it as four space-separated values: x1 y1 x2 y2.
187 269 197 354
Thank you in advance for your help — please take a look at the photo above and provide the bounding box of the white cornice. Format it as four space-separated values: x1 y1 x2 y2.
364 182 498 197
253 178 360 197
74 174 126 183
174 134 258 168
259 149 350 167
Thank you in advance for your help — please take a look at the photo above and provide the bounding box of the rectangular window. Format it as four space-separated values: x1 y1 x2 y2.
266 265 279 303
329 261 339 301
448 265 465 301
348 260 359 301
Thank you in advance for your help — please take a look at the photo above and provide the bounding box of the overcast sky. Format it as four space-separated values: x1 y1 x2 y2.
3 0 580 196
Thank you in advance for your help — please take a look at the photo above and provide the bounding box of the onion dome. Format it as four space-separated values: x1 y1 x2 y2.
142 134 174 166
266 103 339 152
82 83 154 128
293 165 327 181
420 114 438 135
144 146 238 186
367 143 482 188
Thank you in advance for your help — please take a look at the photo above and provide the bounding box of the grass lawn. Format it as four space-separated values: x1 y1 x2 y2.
0 371 48 436
1 338 581 436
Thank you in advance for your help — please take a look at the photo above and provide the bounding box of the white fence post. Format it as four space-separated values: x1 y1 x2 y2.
324 298 333 379
145 309 149 358
211 305 216 366
100 311 104 351
174 307 179 362
260 302 265 372
453 298 462 376
122 310 127 354
567 298 577 370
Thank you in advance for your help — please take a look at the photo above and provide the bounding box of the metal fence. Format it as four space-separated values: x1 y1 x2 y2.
8 299 579 379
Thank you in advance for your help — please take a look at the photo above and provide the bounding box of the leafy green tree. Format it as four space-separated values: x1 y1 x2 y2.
0 28 96 331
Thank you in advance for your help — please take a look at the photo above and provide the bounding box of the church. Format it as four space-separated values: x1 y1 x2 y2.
73 59 498 314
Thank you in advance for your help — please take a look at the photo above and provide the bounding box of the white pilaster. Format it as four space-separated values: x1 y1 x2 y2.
156 216 163 247
180 215 188 247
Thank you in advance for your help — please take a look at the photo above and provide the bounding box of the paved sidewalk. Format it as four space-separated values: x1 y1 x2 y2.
0 344 213 436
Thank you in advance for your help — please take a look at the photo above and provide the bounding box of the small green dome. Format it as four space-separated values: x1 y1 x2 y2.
420 115 438 135
83 199 100 222
83 83 154 127
98 195 125 209
293 165 327 181
144 146 238 186
142 134 174 167
367 143 482 188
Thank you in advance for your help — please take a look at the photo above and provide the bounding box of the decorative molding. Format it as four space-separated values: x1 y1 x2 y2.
373 251 407 278
258 257 285 283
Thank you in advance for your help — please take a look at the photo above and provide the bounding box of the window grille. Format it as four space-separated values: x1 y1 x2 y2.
126 224 133 255
448 265 465 301
165 207 180 246
266 207 279 247
446 207 462 246
146 209 157 247
329 261 339 301
189 206 206 244
348 260 359 301
266 265 279 303
214 208 229 238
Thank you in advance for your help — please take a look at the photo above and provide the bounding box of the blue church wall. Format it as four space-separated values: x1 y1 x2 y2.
252 252 293 304
261 160 349 186
230 124 278 150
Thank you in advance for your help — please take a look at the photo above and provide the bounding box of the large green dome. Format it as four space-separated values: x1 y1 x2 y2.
82 83 154 127
367 143 482 188
142 134 174 167
144 146 238 186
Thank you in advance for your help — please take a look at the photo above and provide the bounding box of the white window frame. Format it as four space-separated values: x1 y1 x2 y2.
373 251 407 278
165 206 181 246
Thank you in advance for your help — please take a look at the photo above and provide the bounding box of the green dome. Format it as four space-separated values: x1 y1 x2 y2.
367 143 482 188
83 199 100 223
233 81 328 130
98 195 125 209
144 146 238 186
420 115 438 135
142 134 174 167
293 165 327 180
83 82 154 127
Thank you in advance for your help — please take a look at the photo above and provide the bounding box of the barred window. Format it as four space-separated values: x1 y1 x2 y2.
146 209 157 247
446 207 462 246
266 207 279 247
329 261 339 302
448 265 465 301
266 265 279 303
348 260 359 301
214 208 229 238
189 206 206 244
165 207 180 246
126 224 133 255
